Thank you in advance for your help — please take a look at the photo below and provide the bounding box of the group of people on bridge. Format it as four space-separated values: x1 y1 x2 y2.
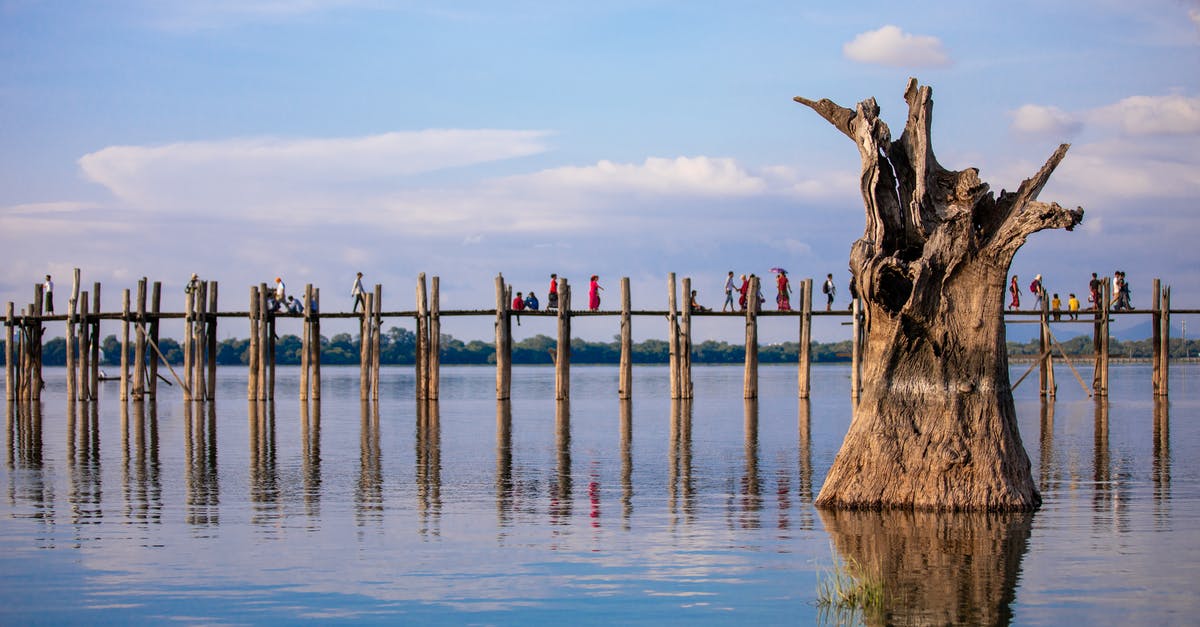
1008 271 1134 319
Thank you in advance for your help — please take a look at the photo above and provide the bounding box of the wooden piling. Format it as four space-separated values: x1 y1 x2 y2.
301 284 311 402
495 274 512 401
32 283 44 402
430 276 441 401
668 273 680 400
79 291 91 402
798 278 813 399
184 286 194 401
266 286 276 401
133 279 147 400
121 289 130 401
1039 287 1055 397
416 273 429 400
680 277 693 400
311 288 321 401
1046 310 1056 398
15 305 26 401
372 284 382 401
360 292 373 401
743 275 759 399
247 286 259 402
618 277 632 400
19 304 30 401
149 282 162 399
555 278 570 401
1098 279 1111 397
1160 286 1171 398
66 270 79 402
256 283 269 401
194 280 208 401
76 288 89 401
5 302 14 401
90 284 100 397
1152 279 1162 395
207 282 218 400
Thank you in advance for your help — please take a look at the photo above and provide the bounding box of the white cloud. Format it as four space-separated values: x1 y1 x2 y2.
842 25 950 68
506 156 766 196
1087 94 1200 136
77 129 551 219
760 166 859 202
1009 104 1082 138
1191 9 1200 31
1051 138 1200 200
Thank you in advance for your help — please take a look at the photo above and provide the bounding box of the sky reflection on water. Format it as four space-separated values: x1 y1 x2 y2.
2 363 1199 625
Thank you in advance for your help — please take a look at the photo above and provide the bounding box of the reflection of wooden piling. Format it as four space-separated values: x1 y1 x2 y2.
618 277 632 400
743 275 759 399
494 274 511 401
798 278 813 399
555 278 571 401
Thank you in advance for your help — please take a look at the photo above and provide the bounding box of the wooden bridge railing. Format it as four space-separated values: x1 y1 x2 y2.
3 270 1192 404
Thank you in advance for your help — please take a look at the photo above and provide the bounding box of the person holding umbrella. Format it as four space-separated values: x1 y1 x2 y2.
772 268 792 311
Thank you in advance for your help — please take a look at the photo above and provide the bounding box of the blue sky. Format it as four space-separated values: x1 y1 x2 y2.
2 1 1198 343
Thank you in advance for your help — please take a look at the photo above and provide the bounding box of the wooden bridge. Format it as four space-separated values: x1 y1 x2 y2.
3 269 1187 405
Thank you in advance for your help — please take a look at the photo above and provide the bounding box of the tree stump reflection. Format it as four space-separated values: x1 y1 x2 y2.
819 509 1033 626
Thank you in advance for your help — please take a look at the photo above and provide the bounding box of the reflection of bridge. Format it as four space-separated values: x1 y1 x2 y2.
5 269 1190 403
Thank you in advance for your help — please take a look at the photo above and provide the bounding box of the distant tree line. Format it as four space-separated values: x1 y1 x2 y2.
4 328 1198 367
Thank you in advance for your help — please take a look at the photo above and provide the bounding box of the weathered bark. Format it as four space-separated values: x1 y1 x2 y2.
796 78 1083 511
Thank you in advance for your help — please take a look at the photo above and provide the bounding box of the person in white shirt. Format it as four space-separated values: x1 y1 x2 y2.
351 272 366 312
43 275 54 314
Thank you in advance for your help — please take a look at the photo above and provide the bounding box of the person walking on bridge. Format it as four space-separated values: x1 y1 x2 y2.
351 272 366 313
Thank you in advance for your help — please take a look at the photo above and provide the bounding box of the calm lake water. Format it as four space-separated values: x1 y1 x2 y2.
2 363 1198 625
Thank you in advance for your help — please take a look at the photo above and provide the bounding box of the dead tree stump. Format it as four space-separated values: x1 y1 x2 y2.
795 78 1083 511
